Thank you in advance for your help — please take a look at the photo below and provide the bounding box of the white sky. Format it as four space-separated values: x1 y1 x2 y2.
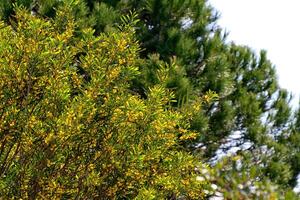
209 0 300 106
208 1 300 193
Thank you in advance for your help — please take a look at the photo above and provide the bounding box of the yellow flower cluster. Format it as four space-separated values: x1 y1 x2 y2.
0 7 207 199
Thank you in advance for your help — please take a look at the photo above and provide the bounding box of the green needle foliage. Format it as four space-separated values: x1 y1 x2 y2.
0 0 299 198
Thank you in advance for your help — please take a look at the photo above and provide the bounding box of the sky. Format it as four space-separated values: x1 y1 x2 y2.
207 1 300 193
209 0 300 106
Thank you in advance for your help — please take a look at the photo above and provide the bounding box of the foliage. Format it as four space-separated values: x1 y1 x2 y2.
0 0 299 198
210 154 299 200
0 7 212 199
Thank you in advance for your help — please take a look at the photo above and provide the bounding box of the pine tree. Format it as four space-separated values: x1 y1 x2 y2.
1 0 298 195
76 1 295 188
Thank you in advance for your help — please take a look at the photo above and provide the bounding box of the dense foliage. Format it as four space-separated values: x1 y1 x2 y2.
0 7 212 199
0 0 300 199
